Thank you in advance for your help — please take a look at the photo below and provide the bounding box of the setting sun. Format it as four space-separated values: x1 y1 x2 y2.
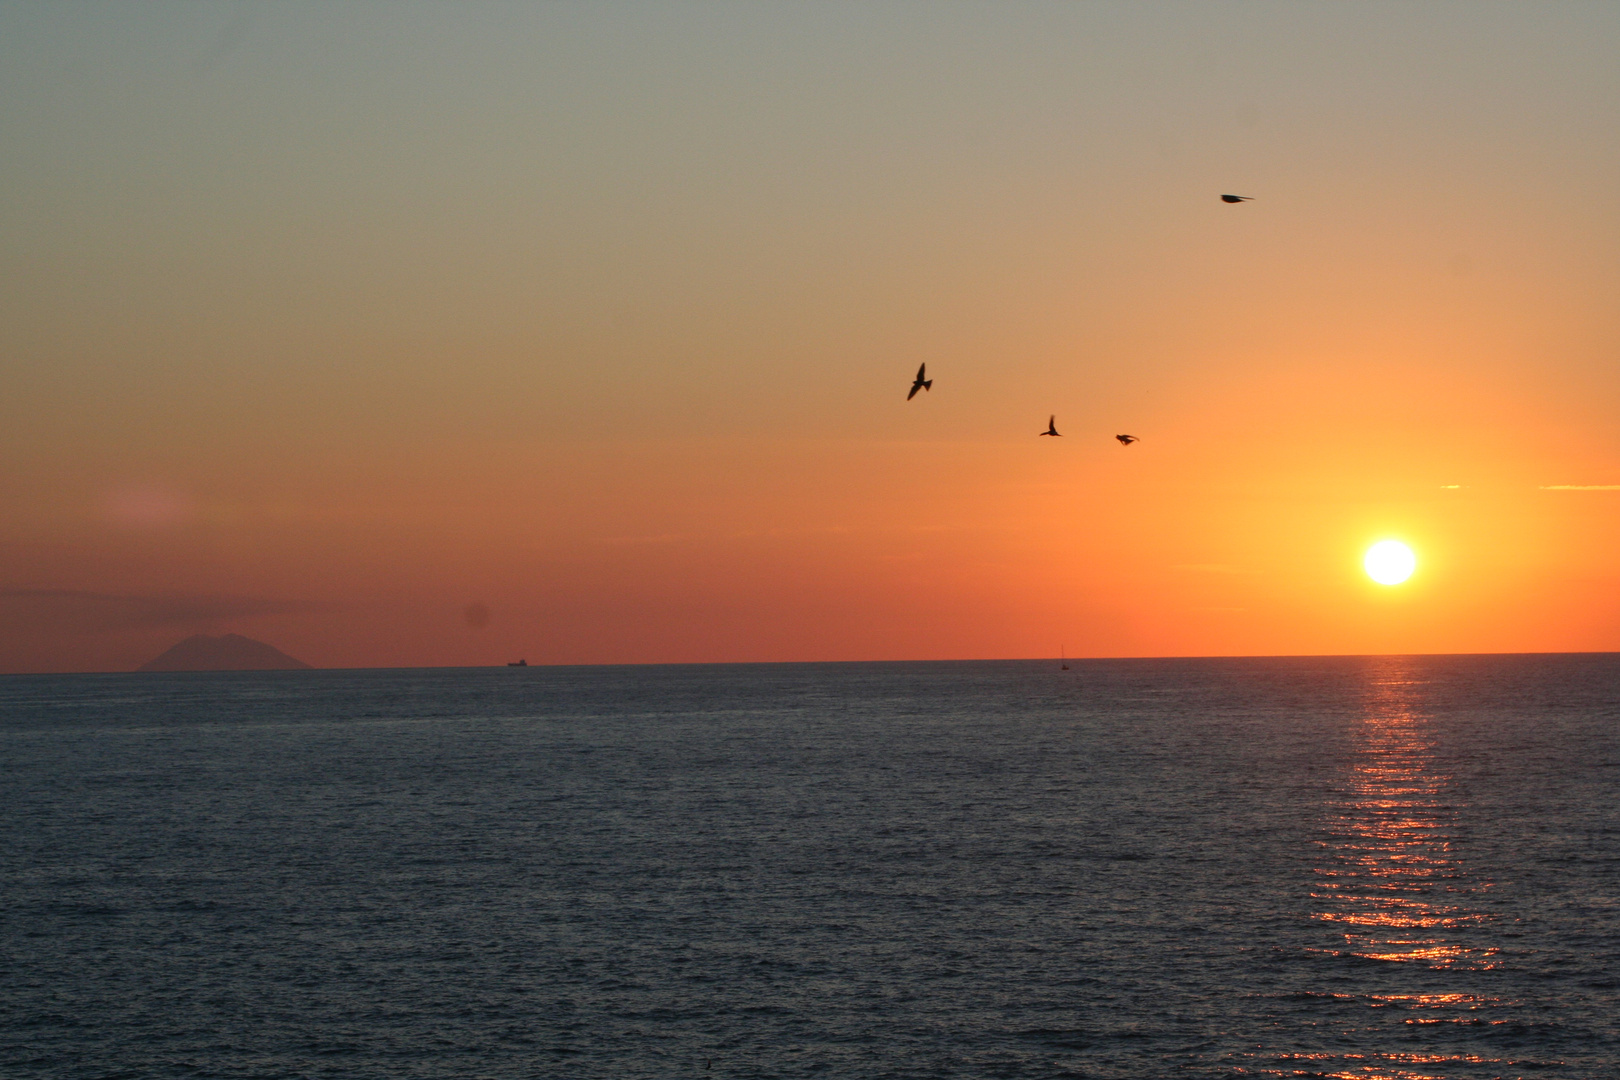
1364 541 1417 586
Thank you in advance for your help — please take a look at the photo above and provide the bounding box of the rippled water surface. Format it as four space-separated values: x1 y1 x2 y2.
3 655 1618 1078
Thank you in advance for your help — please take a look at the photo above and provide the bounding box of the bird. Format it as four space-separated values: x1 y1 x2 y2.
907 363 932 400
1040 415 1060 437
1115 434 1139 446
1220 194 1253 203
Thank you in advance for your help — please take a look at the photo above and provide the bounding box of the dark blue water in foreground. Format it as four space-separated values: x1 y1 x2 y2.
2 656 1618 1079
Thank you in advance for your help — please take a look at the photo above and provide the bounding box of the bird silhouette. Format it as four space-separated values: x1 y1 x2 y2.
907 363 932 400
1115 434 1139 445
1040 415 1060 437
1220 194 1253 203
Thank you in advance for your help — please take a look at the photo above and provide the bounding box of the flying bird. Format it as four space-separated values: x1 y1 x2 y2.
1040 415 1060 437
907 363 932 400
1115 434 1139 446
1220 194 1253 203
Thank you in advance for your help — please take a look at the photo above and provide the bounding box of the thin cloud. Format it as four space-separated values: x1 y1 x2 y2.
599 533 688 547
0 589 313 632
1540 485 1620 491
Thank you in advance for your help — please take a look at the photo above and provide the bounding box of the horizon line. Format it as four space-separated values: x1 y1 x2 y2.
6 648 1620 678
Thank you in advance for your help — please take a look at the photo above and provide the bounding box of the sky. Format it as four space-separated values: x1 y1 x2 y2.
4 1 1620 672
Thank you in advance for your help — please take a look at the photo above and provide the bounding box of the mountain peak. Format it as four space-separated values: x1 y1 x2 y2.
137 633 311 672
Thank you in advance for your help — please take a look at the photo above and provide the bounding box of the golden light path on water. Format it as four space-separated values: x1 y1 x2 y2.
1301 660 1510 1080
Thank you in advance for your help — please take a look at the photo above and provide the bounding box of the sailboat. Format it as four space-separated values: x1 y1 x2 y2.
1060 645 1068 671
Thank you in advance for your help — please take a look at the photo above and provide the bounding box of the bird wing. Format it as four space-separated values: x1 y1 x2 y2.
907 384 920 400
916 363 926 381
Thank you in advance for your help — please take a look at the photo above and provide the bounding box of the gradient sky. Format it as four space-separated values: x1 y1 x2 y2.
5 2 1620 672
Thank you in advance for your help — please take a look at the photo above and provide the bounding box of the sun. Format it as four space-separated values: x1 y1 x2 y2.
1364 540 1416 585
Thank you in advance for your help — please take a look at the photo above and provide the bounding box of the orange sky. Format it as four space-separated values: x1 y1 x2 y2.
4 3 1620 672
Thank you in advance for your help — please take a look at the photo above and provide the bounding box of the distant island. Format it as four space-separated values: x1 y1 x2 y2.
138 633 311 672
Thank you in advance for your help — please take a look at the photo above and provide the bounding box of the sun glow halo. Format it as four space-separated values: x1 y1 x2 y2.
1364 540 1416 586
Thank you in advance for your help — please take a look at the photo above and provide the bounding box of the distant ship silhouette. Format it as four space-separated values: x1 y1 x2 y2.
507 659 527 667
138 633 310 672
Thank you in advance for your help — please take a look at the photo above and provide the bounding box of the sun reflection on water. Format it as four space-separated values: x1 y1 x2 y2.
1311 666 1499 972
1236 659 1535 1080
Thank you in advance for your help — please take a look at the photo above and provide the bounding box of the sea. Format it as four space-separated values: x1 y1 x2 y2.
2 655 1617 1079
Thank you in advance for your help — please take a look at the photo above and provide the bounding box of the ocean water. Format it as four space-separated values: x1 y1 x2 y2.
2 655 1618 1080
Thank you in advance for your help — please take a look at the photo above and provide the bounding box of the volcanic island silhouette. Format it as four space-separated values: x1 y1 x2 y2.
138 633 311 672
